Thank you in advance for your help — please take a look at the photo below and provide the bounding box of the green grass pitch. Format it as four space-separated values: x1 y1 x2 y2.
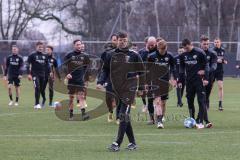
0 78 240 160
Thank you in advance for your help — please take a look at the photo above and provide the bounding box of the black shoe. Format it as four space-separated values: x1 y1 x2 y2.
147 115 155 125
126 143 137 151
218 106 224 111
218 101 223 111
82 113 90 121
69 115 74 121
49 102 53 107
206 122 213 128
107 142 120 152
177 103 183 107
69 112 74 121
41 99 46 108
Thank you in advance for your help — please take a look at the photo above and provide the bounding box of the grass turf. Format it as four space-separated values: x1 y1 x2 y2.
0 78 240 160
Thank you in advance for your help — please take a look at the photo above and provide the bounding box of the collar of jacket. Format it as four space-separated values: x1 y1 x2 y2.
157 50 167 56
36 51 43 54
74 50 82 54
117 48 129 53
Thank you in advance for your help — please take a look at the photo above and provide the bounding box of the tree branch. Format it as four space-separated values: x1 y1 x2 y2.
35 13 88 36
0 0 6 39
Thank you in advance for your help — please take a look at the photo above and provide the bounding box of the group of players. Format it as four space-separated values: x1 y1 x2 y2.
98 33 228 126
3 43 58 108
97 34 230 151
137 35 227 128
3 31 238 152
97 32 231 151
3 41 88 111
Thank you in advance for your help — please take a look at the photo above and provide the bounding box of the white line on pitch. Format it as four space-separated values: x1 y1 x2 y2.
0 130 239 138
47 138 85 142
141 140 192 145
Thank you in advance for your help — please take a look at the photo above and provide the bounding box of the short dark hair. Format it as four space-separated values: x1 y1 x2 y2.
36 41 44 46
46 45 54 51
157 39 167 50
200 35 209 42
214 37 221 41
178 46 184 49
117 31 128 38
132 43 137 47
182 38 191 47
156 37 163 42
73 39 82 45
111 34 118 39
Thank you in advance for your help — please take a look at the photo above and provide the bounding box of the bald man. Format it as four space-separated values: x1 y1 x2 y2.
138 36 157 125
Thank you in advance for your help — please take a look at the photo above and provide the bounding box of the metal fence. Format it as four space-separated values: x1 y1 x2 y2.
0 26 240 76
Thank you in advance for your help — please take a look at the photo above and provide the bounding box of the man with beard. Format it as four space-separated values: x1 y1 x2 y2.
27 42 49 109
64 39 90 120
138 36 157 125
98 34 119 123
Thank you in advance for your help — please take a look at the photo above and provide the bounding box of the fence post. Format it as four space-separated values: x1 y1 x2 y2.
207 26 210 40
237 27 240 61
177 26 180 48
148 26 151 36
238 27 240 42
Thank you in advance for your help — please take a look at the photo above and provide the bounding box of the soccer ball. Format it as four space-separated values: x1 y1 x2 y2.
184 117 196 128
53 101 62 109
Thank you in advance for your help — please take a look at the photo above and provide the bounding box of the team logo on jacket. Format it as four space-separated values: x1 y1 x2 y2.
221 52 224 56
177 59 180 64
165 57 169 61
51 59 54 63
42 56 45 59
80 57 84 60
155 58 158 62
193 55 197 59
125 56 130 62
207 56 210 60
16 58 19 62
72 56 76 60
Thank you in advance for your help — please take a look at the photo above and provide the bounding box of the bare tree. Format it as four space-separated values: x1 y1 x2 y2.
2 0 238 45
23 0 126 40
217 0 222 37
0 0 43 41
154 0 160 36
229 0 239 51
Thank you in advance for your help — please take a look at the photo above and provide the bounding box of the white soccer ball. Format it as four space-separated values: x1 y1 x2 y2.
53 101 62 108
184 117 196 128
